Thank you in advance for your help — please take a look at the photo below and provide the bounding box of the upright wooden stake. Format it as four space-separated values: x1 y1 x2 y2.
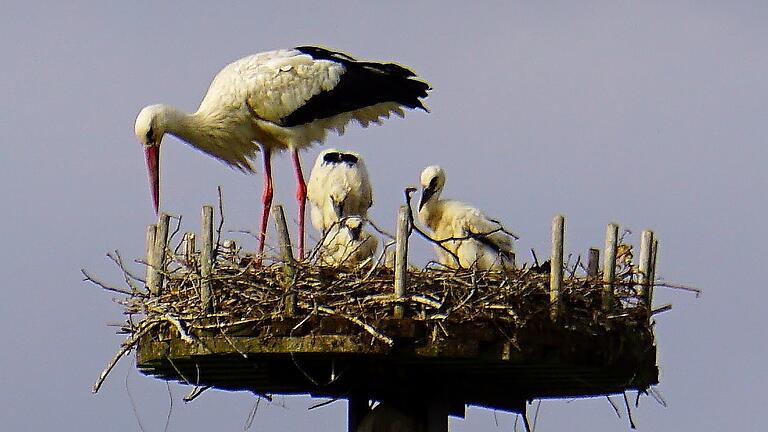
183 232 196 266
273 205 296 316
602 223 619 310
147 213 170 295
549 214 565 321
200 205 214 311
426 401 449 432
347 396 369 432
587 248 600 277
649 237 659 309
145 224 157 294
638 230 654 304
394 205 409 319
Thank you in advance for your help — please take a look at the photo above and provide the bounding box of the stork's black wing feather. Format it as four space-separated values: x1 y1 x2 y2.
282 46 430 127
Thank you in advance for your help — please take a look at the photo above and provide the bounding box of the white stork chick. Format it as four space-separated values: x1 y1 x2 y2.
417 165 516 270
317 217 378 268
307 149 372 234
134 46 429 260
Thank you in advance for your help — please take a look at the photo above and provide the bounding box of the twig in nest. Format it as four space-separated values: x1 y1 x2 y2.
409 294 443 309
183 386 211 403
169 214 183 245
164 382 173 432
654 281 702 296
308 398 340 410
317 305 394 346
606 396 621 419
651 304 672 315
214 186 225 257
163 315 196 343
82 269 134 295
623 391 636 429
366 218 395 240
107 251 146 293
93 320 160 393
244 396 261 430
125 370 148 432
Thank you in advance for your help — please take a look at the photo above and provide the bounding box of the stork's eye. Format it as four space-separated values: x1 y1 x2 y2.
146 127 154 142
429 177 439 189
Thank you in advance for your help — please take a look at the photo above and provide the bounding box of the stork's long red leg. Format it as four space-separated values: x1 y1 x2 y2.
256 145 273 264
291 148 307 260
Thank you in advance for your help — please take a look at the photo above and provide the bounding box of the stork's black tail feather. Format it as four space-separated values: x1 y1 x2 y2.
283 46 430 127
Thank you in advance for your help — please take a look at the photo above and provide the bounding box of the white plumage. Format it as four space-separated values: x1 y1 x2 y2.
317 217 378 268
134 46 429 260
417 165 516 270
307 148 373 233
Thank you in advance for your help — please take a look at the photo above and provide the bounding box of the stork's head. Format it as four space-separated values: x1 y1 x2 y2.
419 165 445 211
343 216 364 241
328 185 350 218
135 105 169 214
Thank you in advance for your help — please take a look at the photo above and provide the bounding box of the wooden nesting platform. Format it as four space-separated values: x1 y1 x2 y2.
90 205 662 425
136 315 657 413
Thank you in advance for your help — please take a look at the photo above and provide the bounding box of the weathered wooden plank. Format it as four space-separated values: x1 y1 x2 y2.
587 248 600 277
602 223 619 310
273 205 297 316
183 232 196 267
200 205 214 311
638 230 654 304
649 236 659 309
144 224 157 293
147 213 170 295
394 205 409 319
549 214 565 321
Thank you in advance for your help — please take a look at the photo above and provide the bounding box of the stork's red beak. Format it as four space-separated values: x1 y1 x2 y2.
144 145 160 214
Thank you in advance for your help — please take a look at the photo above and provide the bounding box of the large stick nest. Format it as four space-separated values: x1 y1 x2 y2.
96 232 655 354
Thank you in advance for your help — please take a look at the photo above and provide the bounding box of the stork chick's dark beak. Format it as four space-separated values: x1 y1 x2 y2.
144 145 160 214
419 185 435 212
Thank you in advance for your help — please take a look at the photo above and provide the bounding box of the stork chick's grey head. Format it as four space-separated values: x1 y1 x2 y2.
419 165 446 211
343 216 365 240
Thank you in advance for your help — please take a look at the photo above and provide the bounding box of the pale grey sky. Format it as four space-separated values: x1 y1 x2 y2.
1 1 766 430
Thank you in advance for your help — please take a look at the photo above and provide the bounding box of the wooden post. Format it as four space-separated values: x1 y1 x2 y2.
426 401 449 432
602 223 619 310
273 205 296 317
648 236 659 308
394 205 409 319
347 396 369 432
637 230 654 304
549 215 565 321
200 205 214 311
147 213 170 295
587 248 600 277
183 232 196 266
145 224 157 293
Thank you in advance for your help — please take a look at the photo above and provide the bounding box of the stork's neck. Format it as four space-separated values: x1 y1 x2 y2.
160 105 219 150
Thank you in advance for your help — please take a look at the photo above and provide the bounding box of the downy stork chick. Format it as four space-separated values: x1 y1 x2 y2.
134 46 429 261
417 165 516 270
317 216 378 267
307 149 373 234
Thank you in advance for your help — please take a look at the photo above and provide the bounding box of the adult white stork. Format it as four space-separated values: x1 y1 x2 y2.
417 165 516 270
134 46 429 260
307 148 372 234
317 216 378 267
